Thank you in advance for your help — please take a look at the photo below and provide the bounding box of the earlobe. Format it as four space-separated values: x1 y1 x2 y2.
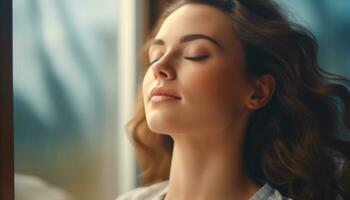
246 74 276 110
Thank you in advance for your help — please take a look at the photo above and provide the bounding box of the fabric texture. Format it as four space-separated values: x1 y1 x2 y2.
116 180 292 200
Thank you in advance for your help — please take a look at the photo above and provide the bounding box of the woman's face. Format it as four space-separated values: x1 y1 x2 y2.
143 4 253 136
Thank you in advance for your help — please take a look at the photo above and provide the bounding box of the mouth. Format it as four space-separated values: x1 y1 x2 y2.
149 87 181 102
150 95 181 103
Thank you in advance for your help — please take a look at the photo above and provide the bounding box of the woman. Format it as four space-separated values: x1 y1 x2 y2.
117 0 350 199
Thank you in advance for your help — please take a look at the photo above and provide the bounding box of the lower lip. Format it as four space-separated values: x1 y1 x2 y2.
151 95 180 102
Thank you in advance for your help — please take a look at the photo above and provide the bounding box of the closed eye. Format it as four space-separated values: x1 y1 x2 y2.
148 55 210 66
184 55 210 61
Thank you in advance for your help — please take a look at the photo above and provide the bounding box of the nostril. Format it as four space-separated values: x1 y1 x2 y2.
159 71 169 78
153 67 175 80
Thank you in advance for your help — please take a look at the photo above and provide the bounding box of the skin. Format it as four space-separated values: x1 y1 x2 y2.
142 3 275 200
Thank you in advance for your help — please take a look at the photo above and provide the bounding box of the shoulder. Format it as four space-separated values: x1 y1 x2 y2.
251 183 293 200
115 180 168 200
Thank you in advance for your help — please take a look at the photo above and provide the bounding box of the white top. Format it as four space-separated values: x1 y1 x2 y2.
116 180 292 200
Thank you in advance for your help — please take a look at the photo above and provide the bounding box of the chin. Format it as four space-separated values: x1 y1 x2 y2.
146 120 173 135
147 123 168 134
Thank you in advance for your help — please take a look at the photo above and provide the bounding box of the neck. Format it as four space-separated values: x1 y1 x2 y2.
164 124 261 200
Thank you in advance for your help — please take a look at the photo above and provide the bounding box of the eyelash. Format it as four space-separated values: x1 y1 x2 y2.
148 55 209 66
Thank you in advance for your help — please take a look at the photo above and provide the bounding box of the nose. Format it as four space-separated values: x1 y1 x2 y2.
151 57 176 80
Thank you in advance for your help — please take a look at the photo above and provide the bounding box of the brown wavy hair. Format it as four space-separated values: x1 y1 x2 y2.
126 0 350 199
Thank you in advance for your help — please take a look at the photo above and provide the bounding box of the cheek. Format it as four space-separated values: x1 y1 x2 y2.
182 65 248 114
184 66 244 101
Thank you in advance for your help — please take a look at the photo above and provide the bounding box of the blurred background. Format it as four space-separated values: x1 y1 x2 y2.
13 0 350 200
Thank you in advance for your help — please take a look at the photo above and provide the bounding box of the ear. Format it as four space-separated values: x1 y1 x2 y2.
245 74 276 110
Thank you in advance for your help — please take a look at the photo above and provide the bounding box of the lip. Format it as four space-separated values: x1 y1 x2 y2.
149 87 181 101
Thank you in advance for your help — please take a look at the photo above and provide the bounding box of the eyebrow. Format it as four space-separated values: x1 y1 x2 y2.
149 34 223 49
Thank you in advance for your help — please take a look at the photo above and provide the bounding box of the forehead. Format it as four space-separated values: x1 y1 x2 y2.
155 3 237 47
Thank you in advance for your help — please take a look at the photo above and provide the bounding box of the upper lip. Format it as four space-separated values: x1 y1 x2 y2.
150 87 181 100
